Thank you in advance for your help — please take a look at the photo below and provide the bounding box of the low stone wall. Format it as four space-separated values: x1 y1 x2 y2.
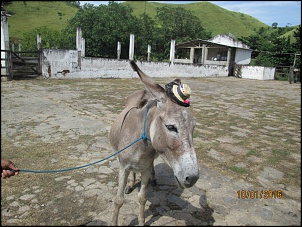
241 66 275 80
41 48 274 80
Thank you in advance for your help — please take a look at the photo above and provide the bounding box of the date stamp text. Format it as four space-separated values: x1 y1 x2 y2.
237 190 282 199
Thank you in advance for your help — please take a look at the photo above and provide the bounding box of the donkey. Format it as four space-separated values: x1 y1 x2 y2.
109 60 199 226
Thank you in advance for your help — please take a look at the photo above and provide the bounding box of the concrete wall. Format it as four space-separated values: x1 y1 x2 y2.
241 66 275 80
235 49 252 65
42 48 274 80
209 34 250 49
42 48 229 79
42 49 79 77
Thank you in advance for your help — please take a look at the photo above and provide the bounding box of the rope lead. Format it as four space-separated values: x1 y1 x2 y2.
19 104 151 174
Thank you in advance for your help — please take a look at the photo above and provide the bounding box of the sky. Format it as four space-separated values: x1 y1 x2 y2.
79 1 301 27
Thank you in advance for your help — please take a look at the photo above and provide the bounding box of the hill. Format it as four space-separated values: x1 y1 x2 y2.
279 25 300 43
2 1 298 43
3 1 79 42
121 1 269 38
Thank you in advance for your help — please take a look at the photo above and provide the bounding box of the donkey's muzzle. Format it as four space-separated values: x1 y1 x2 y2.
175 173 199 188
184 173 199 188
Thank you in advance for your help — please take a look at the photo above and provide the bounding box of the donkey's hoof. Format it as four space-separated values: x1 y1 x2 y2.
150 179 157 187
125 186 134 194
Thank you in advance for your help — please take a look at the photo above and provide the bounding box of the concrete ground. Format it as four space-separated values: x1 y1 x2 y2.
1 76 301 226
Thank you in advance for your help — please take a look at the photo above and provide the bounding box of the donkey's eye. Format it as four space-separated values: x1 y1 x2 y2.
166 125 178 133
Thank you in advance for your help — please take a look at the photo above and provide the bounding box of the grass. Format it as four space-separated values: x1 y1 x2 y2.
4 1 78 41
4 1 298 49
247 149 256 156
268 149 290 164
228 166 249 174
123 1 268 38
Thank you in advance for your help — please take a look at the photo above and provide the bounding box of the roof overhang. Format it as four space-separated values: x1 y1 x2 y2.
175 39 252 51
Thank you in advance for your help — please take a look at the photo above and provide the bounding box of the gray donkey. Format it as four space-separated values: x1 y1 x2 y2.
109 60 199 226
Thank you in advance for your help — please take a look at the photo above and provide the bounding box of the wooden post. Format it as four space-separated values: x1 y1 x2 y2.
293 53 297 68
129 34 134 60
117 41 121 60
288 65 294 84
147 44 151 62
18 41 21 57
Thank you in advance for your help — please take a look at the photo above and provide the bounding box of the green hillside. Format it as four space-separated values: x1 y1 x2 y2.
122 1 269 38
279 25 300 43
3 1 78 42
3 1 297 43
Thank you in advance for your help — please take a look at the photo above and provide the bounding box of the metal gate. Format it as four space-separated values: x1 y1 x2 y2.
1 49 42 80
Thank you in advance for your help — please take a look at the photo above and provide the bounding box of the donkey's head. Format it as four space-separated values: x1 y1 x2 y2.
130 60 199 188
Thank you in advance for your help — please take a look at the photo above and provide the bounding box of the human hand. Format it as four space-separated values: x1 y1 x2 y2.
1 159 19 179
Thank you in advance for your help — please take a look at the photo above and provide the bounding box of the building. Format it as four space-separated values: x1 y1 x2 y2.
173 34 253 76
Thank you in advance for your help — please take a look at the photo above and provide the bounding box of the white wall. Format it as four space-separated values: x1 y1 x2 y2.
241 66 275 80
41 49 275 80
42 49 79 77
42 49 229 79
235 49 252 65
208 34 250 49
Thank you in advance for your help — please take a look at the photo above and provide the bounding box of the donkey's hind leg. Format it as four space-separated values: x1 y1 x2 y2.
112 167 130 226
125 171 136 194
150 160 157 187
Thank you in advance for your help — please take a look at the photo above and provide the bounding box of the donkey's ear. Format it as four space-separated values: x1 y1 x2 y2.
130 60 167 104
173 78 181 85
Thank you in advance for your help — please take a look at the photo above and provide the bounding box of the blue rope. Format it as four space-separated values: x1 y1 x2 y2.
18 104 151 174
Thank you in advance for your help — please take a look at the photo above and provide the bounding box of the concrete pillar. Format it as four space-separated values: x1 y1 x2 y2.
76 27 82 51
170 40 175 64
201 44 206 64
205 47 208 63
1 11 10 50
190 47 194 64
147 44 151 62
129 34 134 60
117 41 121 60
11 43 14 52
37 33 41 49
81 37 85 57
227 48 231 65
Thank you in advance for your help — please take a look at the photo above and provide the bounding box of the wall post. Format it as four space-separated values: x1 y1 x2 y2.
169 40 175 64
129 34 134 60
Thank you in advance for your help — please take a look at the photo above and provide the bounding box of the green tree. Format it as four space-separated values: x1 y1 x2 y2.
65 1 140 58
240 26 300 67
21 26 74 51
155 6 210 42
272 22 278 28
154 6 211 61
292 25 301 69
134 12 157 60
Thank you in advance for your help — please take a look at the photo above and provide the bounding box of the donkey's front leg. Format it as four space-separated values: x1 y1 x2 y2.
112 167 130 226
138 166 152 226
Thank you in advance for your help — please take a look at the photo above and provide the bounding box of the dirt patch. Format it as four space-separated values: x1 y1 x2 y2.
1 77 301 225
